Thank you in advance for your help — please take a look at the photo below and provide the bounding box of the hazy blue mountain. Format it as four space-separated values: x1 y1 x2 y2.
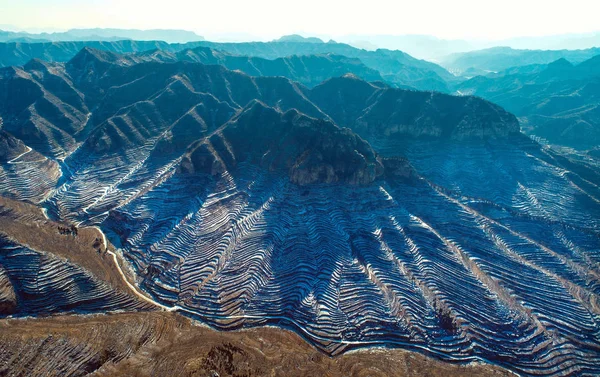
4 37 52 43
499 32 600 51
482 63 550 78
442 46 600 75
0 39 458 92
344 39 379 51
337 34 474 60
455 54 600 148
193 40 458 91
0 28 204 43
336 32 600 60
274 34 325 43
169 47 385 87
0 40 197 67
65 28 204 43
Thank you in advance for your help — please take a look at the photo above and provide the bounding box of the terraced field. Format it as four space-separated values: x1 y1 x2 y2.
4 134 597 375
0 196 154 316
89 140 597 376
1 51 599 376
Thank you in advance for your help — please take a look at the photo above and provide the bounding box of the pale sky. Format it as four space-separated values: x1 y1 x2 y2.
1 0 599 41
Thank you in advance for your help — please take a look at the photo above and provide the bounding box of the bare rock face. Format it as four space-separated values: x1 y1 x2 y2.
0 266 17 315
382 157 414 179
0 130 28 162
182 101 384 185
308 75 521 143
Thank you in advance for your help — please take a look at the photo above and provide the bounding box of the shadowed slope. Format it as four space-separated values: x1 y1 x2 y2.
181 101 383 185
0 60 88 158
309 75 520 143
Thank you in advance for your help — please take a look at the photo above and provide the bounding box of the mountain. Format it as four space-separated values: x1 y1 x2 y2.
308 74 519 142
1 49 600 376
181 101 384 185
194 40 458 91
336 32 600 60
337 34 474 60
442 46 600 75
0 40 187 67
0 48 513 162
0 39 457 91
0 28 204 44
62 28 205 43
164 47 385 87
498 32 600 51
0 125 61 202
274 34 325 44
455 54 600 148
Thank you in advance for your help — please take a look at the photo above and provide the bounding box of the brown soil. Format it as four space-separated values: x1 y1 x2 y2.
0 196 146 300
0 311 512 377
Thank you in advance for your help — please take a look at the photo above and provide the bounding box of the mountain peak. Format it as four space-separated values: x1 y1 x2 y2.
341 72 361 80
182 101 383 185
548 57 574 69
23 58 55 73
68 47 113 68
575 54 600 78
274 34 325 44
67 47 137 69
65 47 132 90
318 73 379 91
539 57 575 79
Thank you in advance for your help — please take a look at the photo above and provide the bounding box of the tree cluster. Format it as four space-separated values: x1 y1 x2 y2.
58 225 78 236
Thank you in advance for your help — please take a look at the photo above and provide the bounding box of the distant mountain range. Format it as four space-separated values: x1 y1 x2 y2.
442 46 600 75
337 35 474 59
0 47 514 160
336 32 600 60
0 28 204 44
274 34 326 44
0 39 457 92
132 47 385 88
3 29 600 60
0 40 177 67
185 40 459 92
456 55 600 148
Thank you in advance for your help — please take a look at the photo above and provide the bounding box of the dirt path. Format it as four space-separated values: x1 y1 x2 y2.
89 226 176 311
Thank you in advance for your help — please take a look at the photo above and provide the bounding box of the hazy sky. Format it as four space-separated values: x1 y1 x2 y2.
1 0 599 40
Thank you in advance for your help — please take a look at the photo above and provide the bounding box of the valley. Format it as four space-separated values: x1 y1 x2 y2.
0 28 599 377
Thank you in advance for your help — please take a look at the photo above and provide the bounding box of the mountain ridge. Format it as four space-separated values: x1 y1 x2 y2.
455 53 600 147
443 46 600 75
0 28 205 44
0 40 457 92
